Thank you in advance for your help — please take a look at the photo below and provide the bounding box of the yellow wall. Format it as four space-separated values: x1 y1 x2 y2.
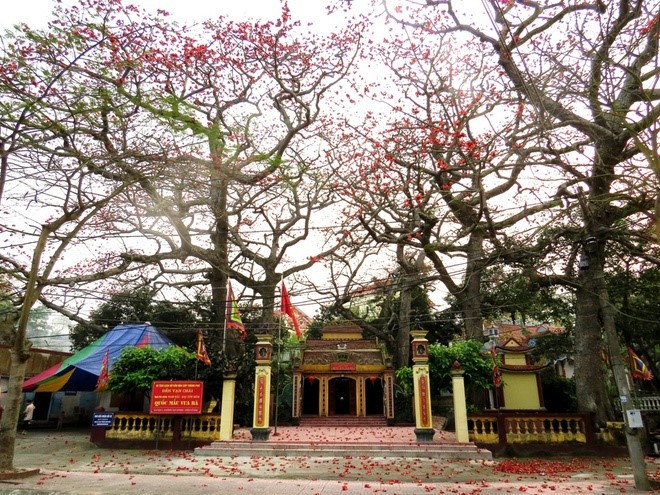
504 353 527 365
502 372 540 409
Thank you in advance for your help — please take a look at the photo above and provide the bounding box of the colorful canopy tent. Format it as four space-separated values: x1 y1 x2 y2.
23 323 174 393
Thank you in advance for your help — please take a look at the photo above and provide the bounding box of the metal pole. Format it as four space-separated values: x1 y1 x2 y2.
595 264 650 490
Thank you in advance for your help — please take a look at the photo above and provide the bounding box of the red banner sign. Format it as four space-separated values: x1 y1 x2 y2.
255 375 266 427
418 375 430 427
330 362 356 371
150 380 204 415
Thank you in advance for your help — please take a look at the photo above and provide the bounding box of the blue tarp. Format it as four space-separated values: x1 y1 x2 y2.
23 323 173 392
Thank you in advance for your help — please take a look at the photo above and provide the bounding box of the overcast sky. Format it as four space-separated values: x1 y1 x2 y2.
1 0 333 29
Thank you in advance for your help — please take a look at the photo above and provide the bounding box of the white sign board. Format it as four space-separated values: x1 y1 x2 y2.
625 409 644 429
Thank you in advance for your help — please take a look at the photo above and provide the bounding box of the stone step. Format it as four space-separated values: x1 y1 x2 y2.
195 441 492 460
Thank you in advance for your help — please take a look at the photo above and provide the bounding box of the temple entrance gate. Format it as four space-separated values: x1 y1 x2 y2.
292 323 395 422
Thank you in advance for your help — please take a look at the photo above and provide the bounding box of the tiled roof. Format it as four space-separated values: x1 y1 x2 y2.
483 321 565 347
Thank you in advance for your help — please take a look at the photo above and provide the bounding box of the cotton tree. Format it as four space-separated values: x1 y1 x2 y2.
0 112 132 472
332 20 561 349
6 1 362 350
0 17 168 468
209 147 357 333
377 0 659 488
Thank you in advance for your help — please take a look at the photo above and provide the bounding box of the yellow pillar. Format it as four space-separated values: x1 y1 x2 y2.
251 334 273 441
411 330 435 442
218 374 236 441
451 363 470 443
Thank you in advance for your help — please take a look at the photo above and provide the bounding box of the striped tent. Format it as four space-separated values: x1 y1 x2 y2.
23 323 173 392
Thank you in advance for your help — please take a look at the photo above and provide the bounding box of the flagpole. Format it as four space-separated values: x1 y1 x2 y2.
223 282 228 356
222 319 227 355
273 276 284 436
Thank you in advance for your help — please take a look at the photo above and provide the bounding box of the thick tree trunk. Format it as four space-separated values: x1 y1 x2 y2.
0 351 26 472
210 172 232 362
460 234 485 341
573 282 613 424
256 277 277 334
396 283 412 368
0 230 47 472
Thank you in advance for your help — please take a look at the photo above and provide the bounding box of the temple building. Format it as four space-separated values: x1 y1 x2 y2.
491 336 548 409
291 323 395 422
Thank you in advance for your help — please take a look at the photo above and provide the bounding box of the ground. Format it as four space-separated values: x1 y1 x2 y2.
1 428 659 494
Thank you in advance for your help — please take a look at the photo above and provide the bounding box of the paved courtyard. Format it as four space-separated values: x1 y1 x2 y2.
1 428 659 494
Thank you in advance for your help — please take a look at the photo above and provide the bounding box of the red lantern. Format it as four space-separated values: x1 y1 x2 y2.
307 375 316 384
369 376 378 385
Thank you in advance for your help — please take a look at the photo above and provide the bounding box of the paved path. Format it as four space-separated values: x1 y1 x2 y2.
1 428 659 494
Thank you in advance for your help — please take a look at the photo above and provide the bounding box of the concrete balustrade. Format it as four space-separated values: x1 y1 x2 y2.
103 413 222 442
468 411 597 446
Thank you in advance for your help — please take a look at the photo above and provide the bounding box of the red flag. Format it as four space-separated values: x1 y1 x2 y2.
281 282 301 339
196 330 212 366
96 351 110 391
226 281 246 339
628 347 653 380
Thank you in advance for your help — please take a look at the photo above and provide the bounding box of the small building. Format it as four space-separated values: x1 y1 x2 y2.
291 323 395 421
483 321 573 378
491 337 548 409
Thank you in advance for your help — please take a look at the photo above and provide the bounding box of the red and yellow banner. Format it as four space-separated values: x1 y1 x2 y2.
150 381 204 415
255 375 267 427
418 375 430 428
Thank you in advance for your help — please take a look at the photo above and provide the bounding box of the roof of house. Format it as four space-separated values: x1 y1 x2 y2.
484 321 565 348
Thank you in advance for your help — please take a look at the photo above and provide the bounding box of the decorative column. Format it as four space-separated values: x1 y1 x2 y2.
384 370 395 425
292 371 302 423
251 334 273 441
321 376 328 416
218 374 236 441
451 360 470 443
411 330 435 442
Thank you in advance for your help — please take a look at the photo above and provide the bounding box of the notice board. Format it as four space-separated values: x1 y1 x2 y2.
149 380 204 414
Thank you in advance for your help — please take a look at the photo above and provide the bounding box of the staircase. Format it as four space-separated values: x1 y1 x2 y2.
195 440 490 460
194 422 493 461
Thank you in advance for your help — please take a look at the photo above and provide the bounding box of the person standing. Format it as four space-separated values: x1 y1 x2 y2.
22 400 35 435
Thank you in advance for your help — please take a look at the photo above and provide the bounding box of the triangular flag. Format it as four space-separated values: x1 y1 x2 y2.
196 330 212 366
281 282 301 339
95 351 110 391
226 281 246 340
628 347 653 380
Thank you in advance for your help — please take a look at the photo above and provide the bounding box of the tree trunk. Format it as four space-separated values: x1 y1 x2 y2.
256 277 277 334
210 171 231 362
0 350 26 472
460 233 485 341
573 280 613 424
396 281 412 368
0 229 48 472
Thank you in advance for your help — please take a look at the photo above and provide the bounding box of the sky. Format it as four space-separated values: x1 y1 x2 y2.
0 0 452 335
1 0 334 30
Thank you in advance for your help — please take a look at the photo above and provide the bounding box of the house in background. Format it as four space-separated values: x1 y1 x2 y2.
0 345 72 421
